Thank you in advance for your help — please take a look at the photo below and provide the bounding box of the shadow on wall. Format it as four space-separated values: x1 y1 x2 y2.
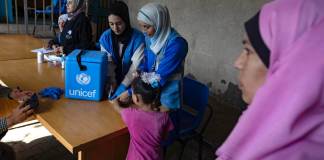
217 80 247 110
186 73 247 111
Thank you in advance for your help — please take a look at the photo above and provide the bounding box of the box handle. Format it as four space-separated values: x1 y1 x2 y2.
76 50 87 71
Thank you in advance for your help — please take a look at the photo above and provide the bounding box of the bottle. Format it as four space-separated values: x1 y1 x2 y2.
37 51 44 63
61 54 65 69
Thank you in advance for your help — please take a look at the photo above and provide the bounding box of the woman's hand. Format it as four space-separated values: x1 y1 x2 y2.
58 21 65 32
9 88 34 102
6 102 34 127
53 46 63 55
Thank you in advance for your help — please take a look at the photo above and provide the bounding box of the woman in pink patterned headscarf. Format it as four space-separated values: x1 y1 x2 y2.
216 0 324 159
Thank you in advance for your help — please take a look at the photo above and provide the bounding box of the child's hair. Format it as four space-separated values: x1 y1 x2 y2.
131 77 161 111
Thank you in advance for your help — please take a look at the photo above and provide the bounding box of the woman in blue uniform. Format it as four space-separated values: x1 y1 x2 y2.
137 3 188 111
99 1 145 100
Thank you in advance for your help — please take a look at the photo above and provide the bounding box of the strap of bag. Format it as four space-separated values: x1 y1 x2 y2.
76 50 87 71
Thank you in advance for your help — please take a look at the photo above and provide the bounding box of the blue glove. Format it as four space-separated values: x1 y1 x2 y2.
109 84 127 100
39 87 64 100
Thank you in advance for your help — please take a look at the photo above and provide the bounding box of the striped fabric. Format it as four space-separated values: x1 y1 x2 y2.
0 118 8 135
0 85 12 98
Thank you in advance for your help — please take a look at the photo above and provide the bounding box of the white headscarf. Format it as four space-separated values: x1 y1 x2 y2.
67 0 85 20
137 3 171 55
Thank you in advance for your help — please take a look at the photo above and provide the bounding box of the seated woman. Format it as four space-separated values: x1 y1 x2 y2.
99 1 145 100
216 0 324 159
136 3 188 111
48 0 93 55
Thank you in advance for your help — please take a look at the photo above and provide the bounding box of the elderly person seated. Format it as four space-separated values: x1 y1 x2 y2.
48 0 94 55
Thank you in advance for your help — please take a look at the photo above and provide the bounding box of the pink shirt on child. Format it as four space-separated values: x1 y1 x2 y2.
121 106 174 160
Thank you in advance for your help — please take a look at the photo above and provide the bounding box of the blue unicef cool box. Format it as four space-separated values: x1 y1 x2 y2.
65 50 107 101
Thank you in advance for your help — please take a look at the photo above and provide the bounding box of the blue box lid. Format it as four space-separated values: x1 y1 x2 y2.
66 49 107 63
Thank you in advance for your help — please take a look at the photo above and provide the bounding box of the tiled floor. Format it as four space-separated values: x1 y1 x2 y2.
166 99 242 160
7 136 74 160
1 99 242 160
1 120 75 160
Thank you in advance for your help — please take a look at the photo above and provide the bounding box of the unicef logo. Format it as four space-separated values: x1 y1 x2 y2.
76 73 91 85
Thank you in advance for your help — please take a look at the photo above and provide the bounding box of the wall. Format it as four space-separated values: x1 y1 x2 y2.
124 0 268 97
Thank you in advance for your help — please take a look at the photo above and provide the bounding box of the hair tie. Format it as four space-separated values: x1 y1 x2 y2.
140 72 161 88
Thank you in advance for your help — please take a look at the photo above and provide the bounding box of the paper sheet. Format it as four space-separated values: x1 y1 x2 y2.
31 48 54 54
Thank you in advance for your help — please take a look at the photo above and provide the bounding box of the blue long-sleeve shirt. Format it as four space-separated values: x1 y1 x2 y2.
99 28 145 87
140 30 188 87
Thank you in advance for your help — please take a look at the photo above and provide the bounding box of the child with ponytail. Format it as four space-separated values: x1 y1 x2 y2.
112 72 173 160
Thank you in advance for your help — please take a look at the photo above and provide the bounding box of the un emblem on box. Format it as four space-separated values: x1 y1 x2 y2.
65 50 107 101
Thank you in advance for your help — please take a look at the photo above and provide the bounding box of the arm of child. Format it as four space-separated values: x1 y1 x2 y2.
162 115 175 140
112 99 123 114
113 102 133 128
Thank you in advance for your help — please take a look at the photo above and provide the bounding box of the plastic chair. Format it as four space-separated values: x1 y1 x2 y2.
163 77 213 160
32 0 67 36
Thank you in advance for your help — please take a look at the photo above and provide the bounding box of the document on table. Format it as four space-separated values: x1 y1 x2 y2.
31 48 54 54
